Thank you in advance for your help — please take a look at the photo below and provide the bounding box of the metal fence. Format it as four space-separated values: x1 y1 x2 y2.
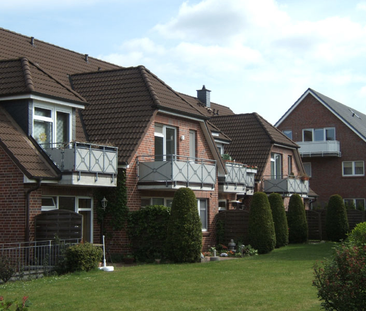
0 238 81 281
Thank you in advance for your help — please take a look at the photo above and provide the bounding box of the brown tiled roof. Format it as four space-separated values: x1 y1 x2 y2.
178 92 235 117
0 58 86 103
210 113 299 177
0 106 60 179
0 28 120 87
70 66 214 164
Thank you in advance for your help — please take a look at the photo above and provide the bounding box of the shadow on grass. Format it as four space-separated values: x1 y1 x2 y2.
256 241 335 262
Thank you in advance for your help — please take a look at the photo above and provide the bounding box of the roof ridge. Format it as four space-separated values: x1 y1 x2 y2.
141 66 206 117
20 57 35 92
27 58 87 103
0 27 122 70
138 65 162 107
255 112 298 147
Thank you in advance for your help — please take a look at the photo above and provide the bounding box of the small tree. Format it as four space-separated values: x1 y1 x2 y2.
287 194 308 243
325 194 349 242
268 193 289 248
326 194 349 242
248 192 276 254
165 188 202 263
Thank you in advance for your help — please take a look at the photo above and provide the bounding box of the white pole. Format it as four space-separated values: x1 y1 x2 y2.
103 235 107 267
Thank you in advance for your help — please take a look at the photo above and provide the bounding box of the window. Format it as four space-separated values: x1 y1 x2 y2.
288 155 293 175
198 199 208 230
283 130 292 140
303 162 312 177
141 197 173 208
154 124 176 161
302 128 336 142
271 153 282 179
189 130 196 160
33 104 71 148
218 200 227 211
344 198 365 210
342 161 364 176
41 196 93 242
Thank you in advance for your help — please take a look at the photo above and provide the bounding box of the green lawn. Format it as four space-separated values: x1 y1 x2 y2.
0 242 334 311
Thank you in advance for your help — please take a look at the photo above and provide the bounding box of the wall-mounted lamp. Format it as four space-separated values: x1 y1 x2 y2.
101 197 108 210
180 135 185 141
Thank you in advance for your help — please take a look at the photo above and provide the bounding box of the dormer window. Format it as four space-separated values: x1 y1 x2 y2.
33 103 71 148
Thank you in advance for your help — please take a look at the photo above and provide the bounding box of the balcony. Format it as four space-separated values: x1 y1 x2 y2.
137 155 216 190
45 142 118 187
219 161 257 195
263 175 309 196
297 141 341 157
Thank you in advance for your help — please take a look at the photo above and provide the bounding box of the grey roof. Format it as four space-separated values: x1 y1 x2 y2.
276 88 366 142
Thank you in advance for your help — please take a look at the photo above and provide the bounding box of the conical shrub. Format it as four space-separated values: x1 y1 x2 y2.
248 192 276 254
165 188 202 263
269 193 289 248
326 194 349 242
287 194 308 243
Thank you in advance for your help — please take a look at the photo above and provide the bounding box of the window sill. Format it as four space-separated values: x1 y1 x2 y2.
202 231 211 237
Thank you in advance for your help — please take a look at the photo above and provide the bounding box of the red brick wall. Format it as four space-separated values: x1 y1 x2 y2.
122 112 219 252
278 93 366 206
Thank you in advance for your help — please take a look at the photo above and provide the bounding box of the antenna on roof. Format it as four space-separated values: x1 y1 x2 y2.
30 37 35 46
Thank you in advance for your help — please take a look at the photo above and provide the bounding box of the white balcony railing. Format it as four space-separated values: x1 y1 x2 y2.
137 155 216 190
220 161 257 194
297 141 341 157
263 175 309 195
44 142 118 187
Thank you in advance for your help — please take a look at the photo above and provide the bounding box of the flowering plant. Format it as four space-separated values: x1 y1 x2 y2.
0 296 31 310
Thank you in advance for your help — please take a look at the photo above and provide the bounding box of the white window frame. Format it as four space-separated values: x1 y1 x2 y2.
41 195 93 242
303 162 312 177
33 101 72 147
141 197 173 208
283 130 292 140
271 153 282 179
154 124 177 161
302 127 336 142
344 198 365 210
198 199 208 231
342 161 364 177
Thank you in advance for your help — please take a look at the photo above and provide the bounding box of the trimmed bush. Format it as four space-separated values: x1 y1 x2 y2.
0 255 14 283
127 205 170 262
248 192 276 254
287 194 308 243
268 193 289 248
64 242 103 272
347 221 366 245
326 194 349 242
313 241 366 310
165 188 202 263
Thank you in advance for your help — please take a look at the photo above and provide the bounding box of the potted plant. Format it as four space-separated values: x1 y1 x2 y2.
299 173 309 181
154 252 161 264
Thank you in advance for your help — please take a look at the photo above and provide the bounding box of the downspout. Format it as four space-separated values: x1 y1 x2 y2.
25 178 42 242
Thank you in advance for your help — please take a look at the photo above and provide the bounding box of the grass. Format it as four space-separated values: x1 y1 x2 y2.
0 242 334 310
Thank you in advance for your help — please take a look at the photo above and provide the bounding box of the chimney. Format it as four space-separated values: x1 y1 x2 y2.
30 37 35 46
85 54 89 63
197 85 211 108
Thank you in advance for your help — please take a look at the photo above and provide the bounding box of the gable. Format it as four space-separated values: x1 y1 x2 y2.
276 88 366 143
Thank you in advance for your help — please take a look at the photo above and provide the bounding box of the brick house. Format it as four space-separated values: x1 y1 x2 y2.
0 28 258 252
276 88 366 209
210 113 312 209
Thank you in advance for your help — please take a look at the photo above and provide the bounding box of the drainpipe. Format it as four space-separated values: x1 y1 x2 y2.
25 178 42 242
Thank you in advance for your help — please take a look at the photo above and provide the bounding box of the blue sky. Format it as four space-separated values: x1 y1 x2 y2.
2 0 366 124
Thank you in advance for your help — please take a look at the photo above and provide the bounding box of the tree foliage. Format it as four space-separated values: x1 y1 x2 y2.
326 194 349 242
248 192 276 254
268 193 289 248
287 194 308 243
165 188 202 263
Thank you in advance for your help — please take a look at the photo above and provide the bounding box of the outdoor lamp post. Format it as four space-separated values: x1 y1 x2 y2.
101 197 108 243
